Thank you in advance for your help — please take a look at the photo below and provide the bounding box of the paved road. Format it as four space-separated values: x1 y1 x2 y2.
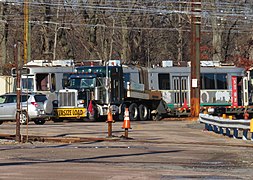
0 119 253 180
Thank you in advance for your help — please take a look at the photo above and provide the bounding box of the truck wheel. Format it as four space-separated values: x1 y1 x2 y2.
34 119 46 125
53 118 63 123
129 103 138 121
139 104 148 121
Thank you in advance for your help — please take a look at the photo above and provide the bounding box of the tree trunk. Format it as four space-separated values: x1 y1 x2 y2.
121 19 129 64
177 2 183 63
211 0 223 62
0 2 7 75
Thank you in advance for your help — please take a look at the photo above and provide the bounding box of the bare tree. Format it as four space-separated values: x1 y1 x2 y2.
0 2 7 75
0 0 253 74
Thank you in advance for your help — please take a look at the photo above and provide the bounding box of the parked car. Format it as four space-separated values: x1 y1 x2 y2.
0 93 53 125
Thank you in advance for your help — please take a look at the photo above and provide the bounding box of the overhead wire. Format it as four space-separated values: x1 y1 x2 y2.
1 0 252 33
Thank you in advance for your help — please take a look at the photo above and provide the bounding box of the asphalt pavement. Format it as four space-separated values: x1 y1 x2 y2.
0 119 253 180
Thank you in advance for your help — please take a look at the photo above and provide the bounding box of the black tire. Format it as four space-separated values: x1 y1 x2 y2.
20 112 28 125
53 118 64 123
34 119 46 125
139 104 148 121
129 103 138 121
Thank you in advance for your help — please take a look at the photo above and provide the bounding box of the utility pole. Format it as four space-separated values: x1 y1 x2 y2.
15 42 21 143
24 0 29 65
190 0 201 118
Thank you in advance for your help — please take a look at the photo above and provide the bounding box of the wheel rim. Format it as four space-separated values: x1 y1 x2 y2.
20 113 27 124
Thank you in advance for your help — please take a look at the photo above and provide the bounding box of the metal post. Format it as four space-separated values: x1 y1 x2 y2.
108 122 112 137
106 106 114 138
242 130 248 140
124 129 129 139
233 128 238 139
190 0 201 117
15 43 21 143
226 128 231 137
219 127 224 135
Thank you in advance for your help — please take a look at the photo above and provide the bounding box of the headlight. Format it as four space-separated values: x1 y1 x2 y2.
207 108 214 113
78 100 85 104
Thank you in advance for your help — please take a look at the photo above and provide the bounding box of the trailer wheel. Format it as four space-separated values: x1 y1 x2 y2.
34 119 46 125
129 103 138 121
139 104 148 121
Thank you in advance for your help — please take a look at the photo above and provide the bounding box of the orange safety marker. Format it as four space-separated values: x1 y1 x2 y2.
106 108 114 138
122 108 131 138
183 98 188 108
106 108 114 123
244 111 249 120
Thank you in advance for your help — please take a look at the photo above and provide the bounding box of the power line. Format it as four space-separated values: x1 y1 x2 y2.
1 0 253 33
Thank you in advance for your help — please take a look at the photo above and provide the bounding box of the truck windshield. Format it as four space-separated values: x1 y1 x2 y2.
69 78 95 89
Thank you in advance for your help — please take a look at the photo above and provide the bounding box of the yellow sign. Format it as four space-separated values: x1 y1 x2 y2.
54 108 87 118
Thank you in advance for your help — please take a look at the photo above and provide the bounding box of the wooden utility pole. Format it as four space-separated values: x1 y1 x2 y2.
190 0 201 118
24 0 29 65
15 43 21 143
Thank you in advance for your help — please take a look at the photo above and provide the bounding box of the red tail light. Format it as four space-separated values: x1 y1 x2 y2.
31 102 39 107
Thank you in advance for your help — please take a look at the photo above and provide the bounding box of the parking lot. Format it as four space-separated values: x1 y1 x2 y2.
1 119 253 179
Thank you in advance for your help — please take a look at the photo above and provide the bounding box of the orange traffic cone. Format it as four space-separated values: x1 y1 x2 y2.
122 108 131 129
122 107 131 139
106 108 114 123
106 108 115 138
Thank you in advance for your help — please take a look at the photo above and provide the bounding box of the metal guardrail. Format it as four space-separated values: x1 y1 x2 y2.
199 113 253 141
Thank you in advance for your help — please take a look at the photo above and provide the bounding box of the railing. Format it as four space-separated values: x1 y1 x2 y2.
199 113 253 141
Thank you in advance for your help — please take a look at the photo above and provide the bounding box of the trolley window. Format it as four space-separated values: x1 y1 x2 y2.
216 74 227 89
201 73 227 89
158 73 170 90
36 73 49 91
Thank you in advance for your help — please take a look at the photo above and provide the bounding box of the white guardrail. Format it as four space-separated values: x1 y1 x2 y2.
199 113 253 141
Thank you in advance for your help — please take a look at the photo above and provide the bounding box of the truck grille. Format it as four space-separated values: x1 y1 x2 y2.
58 90 77 106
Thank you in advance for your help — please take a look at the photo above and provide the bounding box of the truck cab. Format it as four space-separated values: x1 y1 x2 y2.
55 63 124 121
